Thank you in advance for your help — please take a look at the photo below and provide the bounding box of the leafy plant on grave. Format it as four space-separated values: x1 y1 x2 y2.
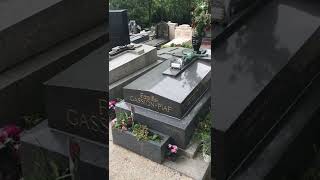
193 111 211 156
132 123 162 142
112 111 133 131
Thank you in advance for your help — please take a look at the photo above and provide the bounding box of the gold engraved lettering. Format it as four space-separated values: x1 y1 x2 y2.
80 114 90 130
129 94 173 113
67 109 78 126
90 115 99 132
99 99 108 116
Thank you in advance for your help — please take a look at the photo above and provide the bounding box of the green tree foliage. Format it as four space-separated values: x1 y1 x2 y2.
110 0 207 28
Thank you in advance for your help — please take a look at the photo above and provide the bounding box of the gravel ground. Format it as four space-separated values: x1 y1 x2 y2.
109 124 193 180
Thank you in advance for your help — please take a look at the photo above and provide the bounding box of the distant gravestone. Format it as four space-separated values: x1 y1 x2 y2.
109 10 130 50
0 0 106 72
144 21 169 48
164 24 193 46
167 21 178 40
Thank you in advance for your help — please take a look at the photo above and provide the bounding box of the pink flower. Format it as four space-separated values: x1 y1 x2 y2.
3 125 21 140
170 148 177 153
109 100 117 109
172 145 178 150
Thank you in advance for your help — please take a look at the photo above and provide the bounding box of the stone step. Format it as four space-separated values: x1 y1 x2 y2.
0 0 106 72
115 90 211 149
21 120 107 180
0 23 108 125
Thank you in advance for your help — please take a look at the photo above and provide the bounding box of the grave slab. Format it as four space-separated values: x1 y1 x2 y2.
21 120 107 180
0 23 108 125
0 0 106 72
123 59 211 119
45 43 108 144
115 91 211 149
212 0 320 179
232 72 320 180
109 60 163 100
109 44 157 84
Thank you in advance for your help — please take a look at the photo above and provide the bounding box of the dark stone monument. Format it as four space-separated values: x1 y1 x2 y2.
0 0 106 72
144 21 170 48
114 47 211 150
123 58 211 119
109 10 130 50
0 23 108 125
21 120 107 180
212 0 320 179
231 73 320 180
45 43 108 144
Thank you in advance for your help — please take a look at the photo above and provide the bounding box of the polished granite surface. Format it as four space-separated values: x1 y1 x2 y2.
0 0 61 31
45 43 107 92
125 59 211 103
212 0 320 131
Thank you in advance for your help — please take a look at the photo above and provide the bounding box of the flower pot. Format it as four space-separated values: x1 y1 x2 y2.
192 35 203 53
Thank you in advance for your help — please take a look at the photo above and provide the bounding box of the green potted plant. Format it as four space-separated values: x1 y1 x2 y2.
191 0 211 53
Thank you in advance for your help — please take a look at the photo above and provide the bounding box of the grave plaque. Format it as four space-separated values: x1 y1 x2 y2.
123 59 211 119
45 43 108 144
0 0 106 72
212 0 320 179
109 10 130 50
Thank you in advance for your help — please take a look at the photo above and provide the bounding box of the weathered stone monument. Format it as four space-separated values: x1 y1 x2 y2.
212 0 320 179
164 24 193 46
144 21 170 48
109 43 163 100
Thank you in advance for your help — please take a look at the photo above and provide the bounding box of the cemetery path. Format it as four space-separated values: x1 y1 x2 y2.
109 123 192 180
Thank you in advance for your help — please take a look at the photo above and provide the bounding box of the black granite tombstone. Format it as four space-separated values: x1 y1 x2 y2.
45 43 108 144
123 58 211 119
212 0 320 179
109 10 130 51
0 0 106 72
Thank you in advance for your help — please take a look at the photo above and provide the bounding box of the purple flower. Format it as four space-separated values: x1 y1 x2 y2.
109 100 117 110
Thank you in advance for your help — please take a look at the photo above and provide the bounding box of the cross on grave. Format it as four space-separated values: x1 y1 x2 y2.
109 44 143 57
162 49 210 77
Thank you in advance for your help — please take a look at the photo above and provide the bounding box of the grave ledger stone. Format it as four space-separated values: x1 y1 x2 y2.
212 0 320 179
45 43 108 144
0 0 106 72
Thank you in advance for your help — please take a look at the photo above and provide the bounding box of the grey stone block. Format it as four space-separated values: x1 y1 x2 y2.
21 120 107 180
109 60 163 100
109 44 157 84
112 128 171 163
115 91 211 149
0 24 108 125
0 0 106 72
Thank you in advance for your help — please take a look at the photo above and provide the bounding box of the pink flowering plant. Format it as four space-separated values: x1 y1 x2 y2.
166 144 179 161
0 124 22 179
109 99 120 120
